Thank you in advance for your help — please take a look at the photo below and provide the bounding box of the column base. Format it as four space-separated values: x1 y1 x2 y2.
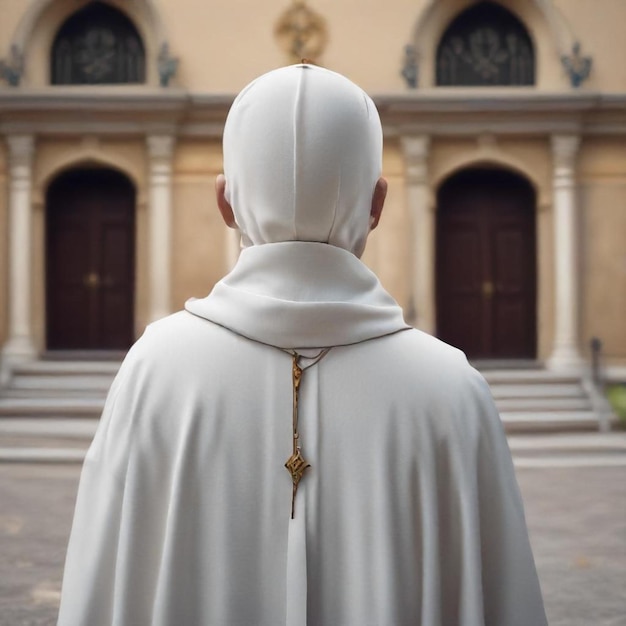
1 337 37 386
547 346 585 374
2 335 37 360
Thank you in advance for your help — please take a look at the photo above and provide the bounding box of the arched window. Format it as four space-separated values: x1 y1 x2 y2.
436 2 534 86
51 2 145 85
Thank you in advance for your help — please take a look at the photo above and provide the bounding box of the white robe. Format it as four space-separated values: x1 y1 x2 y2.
58 242 547 626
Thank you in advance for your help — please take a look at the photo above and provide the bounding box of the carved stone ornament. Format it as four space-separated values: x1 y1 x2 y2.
275 1 328 64
401 44 418 88
158 43 179 87
561 42 592 88
0 45 25 87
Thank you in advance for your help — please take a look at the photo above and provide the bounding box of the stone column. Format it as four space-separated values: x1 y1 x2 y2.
225 226 241 271
1 135 36 373
146 135 175 322
548 134 583 371
401 135 434 333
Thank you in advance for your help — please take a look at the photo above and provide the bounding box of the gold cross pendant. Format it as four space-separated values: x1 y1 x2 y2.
285 448 310 518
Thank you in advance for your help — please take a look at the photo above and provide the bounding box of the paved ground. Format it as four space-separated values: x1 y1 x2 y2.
0 462 624 625
517 466 626 626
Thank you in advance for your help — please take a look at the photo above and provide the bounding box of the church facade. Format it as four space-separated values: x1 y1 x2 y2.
0 0 624 380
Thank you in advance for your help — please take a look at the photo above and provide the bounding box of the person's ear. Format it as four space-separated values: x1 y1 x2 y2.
215 174 237 228
369 177 387 231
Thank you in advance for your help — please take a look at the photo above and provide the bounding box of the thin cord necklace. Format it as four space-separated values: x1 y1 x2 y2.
284 348 331 518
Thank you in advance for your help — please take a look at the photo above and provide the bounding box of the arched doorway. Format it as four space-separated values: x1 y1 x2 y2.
436 168 537 359
46 168 136 350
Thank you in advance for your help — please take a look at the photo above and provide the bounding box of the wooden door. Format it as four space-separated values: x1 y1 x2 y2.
46 168 135 350
436 169 536 359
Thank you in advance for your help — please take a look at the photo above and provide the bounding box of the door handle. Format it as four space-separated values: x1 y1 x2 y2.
482 281 494 298
83 272 101 289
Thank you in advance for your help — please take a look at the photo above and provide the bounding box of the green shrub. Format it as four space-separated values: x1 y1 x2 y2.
607 384 626 423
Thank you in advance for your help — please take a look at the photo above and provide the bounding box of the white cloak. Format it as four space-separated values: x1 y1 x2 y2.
58 242 547 626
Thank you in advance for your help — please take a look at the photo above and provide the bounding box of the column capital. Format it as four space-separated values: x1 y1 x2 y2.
146 134 175 161
550 134 580 165
6 134 35 168
401 135 430 186
400 134 430 162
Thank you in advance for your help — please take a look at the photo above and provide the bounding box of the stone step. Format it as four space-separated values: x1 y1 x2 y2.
0 447 87 462
494 397 592 412
0 397 105 418
0 418 97 462
0 418 99 439
500 410 599 432
9 374 115 392
480 369 582 385
507 432 626 456
2 360 117 403
0 360 606 455
1 389 109 400
11 360 121 377
510 431 626 468
1 420 624 464
489 383 585 399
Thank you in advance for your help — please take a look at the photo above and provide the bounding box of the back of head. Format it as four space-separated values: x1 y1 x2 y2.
223 64 383 257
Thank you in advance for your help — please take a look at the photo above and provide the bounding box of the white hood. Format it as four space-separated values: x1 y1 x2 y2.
223 64 383 257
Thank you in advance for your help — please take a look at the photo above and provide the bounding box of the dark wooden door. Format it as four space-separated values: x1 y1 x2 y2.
436 169 536 359
46 169 135 350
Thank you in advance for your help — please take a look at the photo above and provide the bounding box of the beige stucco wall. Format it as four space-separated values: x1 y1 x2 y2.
0 1 26 51
171 140 228 310
12 131 622 363
1 0 625 366
578 138 626 366
553 0 626 91
362 139 410 308
4 0 626 91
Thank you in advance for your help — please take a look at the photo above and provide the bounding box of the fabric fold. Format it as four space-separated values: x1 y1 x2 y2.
285 515 308 626
185 241 410 349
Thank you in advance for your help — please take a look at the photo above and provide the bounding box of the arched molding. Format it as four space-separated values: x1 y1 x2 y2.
32 151 148 350
410 0 576 88
432 150 550 210
34 149 146 206
8 0 167 86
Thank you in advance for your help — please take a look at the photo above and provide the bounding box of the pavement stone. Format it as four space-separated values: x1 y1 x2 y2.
0 462 624 625
517 466 626 626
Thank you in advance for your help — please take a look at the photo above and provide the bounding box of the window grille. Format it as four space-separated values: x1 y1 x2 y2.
51 2 145 85
436 2 534 86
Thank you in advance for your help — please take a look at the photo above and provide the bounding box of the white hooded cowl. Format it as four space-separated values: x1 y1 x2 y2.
58 65 547 626
222 63 383 256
